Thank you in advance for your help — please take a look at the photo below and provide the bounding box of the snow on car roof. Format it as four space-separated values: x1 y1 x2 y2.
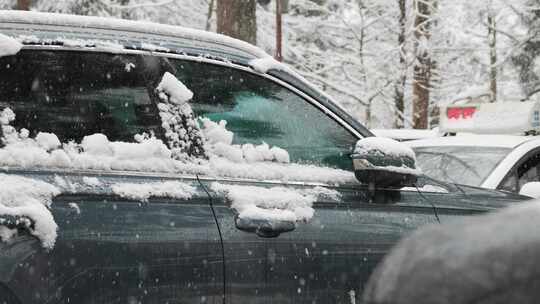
0 10 269 63
406 134 536 149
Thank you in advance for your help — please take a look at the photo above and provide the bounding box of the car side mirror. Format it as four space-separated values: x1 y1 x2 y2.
519 182 540 198
351 137 420 188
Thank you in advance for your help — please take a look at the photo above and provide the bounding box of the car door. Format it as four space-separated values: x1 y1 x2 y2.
162 58 361 303
210 181 489 304
0 172 223 304
164 57 508 304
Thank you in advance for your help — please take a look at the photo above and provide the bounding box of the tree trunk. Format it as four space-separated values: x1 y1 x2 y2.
365 101 372 129
217 0 257 45
275 0 283 61
17 0 30 10
206 0 215 31
412 0 434 129
394 0 407 128
488 13 497 102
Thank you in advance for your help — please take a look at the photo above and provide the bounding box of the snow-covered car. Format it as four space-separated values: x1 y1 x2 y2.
409 135 540 196
0 11 527 304
408 101 540 197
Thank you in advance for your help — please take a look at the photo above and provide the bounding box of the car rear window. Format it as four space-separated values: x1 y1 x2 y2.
0 50 162 143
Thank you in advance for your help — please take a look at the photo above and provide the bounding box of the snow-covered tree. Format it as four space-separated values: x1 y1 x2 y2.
0 0 534 129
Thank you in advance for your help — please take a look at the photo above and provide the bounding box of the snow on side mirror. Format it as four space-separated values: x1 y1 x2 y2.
519 182 540 199
352 137 421 188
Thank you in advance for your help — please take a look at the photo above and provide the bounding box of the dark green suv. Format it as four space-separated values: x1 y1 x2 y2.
0 10 527 304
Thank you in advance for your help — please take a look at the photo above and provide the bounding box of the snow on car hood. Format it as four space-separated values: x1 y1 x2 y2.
0 174 59 249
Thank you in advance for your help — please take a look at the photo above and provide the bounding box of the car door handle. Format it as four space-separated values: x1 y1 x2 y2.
234 216 296 238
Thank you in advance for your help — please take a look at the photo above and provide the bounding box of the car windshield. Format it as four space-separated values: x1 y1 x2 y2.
413 146 511 187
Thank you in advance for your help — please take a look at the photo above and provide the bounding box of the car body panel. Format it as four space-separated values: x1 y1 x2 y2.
0 169 525 304
0 171 223 304
200 178 523 304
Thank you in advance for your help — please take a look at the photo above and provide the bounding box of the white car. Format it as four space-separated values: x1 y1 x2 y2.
406 98 540 196
408 133 540 196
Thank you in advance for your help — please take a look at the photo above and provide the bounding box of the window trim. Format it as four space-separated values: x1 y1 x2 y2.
1 167 360 189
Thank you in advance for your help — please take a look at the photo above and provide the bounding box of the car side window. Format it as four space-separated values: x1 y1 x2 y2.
171 60 358 171
0 51 358 172
517 153 540 188
0 51 162 143
499 152 540 192
499 171 518 193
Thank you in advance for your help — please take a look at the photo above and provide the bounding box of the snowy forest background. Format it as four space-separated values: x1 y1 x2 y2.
2 0 540 130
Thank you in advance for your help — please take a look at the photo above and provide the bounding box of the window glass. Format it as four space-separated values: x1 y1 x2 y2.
0 50 162 142
413 146 511 186
172 60 357 170
499 171 518 193
517 153 540 188
0 50 357 171
499 153 540 193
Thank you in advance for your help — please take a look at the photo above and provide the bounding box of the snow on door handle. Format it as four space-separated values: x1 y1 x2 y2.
234 215 296 238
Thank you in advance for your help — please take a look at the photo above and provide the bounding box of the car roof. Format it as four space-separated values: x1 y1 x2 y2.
0 10 268 65
406 134 538 149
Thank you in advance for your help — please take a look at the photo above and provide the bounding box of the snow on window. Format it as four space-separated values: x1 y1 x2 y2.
0 33 22 58
156 72 206 160
211 183 341 222
35 132 61 151
0 102 356 185
0 107 16 146
0 107 15 125
157 72 194 105
112 181 196 202
0 174 60 249
68 202 81 215
201 118 290 164
208 157 353 184
124 62 136 72
82 177 102 188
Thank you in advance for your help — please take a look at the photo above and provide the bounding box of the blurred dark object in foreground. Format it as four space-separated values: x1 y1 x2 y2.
363 201 540 304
